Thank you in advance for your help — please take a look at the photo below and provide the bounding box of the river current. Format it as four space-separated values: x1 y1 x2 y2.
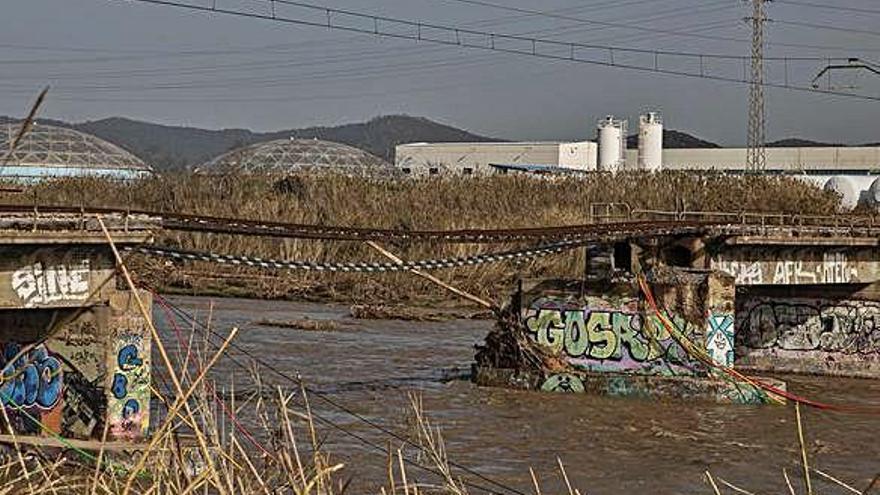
154 295 880 494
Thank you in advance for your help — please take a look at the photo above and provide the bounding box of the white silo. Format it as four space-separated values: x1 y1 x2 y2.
867 177 880 207
824 176 859 210
638 112 663 171
597 116 627 172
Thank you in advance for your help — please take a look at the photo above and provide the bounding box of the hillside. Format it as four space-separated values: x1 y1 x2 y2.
626 129 719 149
1 115 502 172
10 112 870 172
767 138 844 147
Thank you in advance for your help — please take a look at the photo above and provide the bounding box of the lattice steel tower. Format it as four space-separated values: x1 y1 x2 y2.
746 0 769 172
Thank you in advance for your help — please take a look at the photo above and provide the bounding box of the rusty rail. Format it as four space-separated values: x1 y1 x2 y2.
0 202 878 243
631 209 879 228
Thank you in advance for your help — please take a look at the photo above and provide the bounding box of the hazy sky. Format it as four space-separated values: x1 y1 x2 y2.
3 0 880 145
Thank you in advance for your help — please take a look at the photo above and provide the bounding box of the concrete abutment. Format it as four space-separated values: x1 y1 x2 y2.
475 232 880 402
0 214 157 443
474 269 785 404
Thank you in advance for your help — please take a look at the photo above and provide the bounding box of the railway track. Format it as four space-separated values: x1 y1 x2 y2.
2 203 880 244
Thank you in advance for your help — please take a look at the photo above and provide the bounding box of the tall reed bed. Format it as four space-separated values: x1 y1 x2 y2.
5 172 844 304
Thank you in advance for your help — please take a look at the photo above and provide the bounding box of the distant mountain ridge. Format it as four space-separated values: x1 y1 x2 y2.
0 115 502 172
767 138 844 147
2 114 875 172
626 129 720 149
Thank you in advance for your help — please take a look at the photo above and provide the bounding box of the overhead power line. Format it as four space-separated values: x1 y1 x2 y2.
774 0 880 16
431 0 752 45
775 20 880 38
0 4 751 79
420 0 880 55
98 0 815 63
104 0 880 103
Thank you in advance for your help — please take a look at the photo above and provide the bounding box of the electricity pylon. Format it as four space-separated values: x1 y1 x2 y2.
746 0 769 172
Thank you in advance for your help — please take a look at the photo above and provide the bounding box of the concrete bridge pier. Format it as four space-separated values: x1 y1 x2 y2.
638 231 880 378
0 214 156 442
734 283 880 377
474 266 785 404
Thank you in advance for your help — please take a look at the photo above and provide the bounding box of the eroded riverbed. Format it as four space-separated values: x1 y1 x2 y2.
155 295 880 494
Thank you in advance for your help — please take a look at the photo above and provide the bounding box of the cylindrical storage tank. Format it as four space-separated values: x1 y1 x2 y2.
824 176 859 210
638 112 663 171
868 177 880 207
597 116 625 172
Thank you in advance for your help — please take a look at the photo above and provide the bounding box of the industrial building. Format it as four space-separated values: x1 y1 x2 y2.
393 111 880 207
394 141 597 176
622 146 880 208
204 137 397 177
0 123 153 180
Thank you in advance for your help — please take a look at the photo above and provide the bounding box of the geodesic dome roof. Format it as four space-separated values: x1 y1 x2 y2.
1 122 151 173
205 138 396 177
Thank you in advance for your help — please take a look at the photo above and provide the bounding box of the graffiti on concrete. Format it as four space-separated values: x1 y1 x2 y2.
706 313 734 367
713 251 861 285
523 297 704 376
108 331 149 439
0 343 64 434
0 343 63 410
61 372 103 439
540 374 585 393
739 300 880 354
713 260 765 285
11 251 90 307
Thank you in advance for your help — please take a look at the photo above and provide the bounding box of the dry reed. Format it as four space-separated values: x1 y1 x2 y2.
4 171 845 305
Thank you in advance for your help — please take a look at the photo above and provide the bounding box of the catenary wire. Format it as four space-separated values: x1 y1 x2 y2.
775 19 880 38
773 0 880 16
101 0 880 102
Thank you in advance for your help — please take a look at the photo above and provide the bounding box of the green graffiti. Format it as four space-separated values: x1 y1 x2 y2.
563 311 589 357
586 312 617 359
523 302 704 376
540 374 585 393
529 310 564 354
614 312 648 361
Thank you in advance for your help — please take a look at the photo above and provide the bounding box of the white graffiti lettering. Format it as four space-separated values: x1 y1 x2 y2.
712 251 860 285
12 257 89 307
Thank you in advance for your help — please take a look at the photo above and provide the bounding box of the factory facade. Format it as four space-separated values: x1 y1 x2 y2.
395 141 597 176
394 112 880 207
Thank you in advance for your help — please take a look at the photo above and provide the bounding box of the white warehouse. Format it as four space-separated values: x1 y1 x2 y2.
622 147 880 173
392 111 880 208
394 141 597 176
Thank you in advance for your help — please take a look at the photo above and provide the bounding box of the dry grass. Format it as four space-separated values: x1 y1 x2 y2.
0 331 341 493
6 171 844 305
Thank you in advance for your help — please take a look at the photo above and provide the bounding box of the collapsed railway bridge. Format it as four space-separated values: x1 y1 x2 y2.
0 204 880 443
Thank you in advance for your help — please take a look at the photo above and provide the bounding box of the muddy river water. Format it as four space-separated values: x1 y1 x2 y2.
155 295 880 494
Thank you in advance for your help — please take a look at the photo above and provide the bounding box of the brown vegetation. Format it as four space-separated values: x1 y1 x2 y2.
350 304 493 321
8 171 844 306
254 318 342 331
